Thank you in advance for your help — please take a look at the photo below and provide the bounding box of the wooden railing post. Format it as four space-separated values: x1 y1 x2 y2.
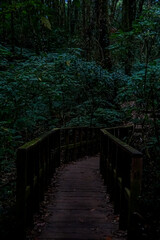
73 128 77 161
33 144 40 213
127 156 143 239
64 129 69 163
100 127 143 238
100 130 108 185
55 129 61 168
48 134 54 178
39 141 45 201
16 148 27 239
51 129 61 169
16 129 61 239
86 127 89 155
100 131 104 177
79 128 83 156
44 137 49 187
16 127 101 239
28 147 36 224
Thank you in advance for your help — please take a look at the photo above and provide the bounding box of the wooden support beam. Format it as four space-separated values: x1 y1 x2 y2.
100 126 143 237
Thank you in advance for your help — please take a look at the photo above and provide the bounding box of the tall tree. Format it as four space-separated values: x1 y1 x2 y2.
122 0 136 75
98 0 112 70
52 0 60 26
60 0 66 27
67 0 72 33
137 0 145 17
0 1 6 43
82 0 86 38
9 0 15 53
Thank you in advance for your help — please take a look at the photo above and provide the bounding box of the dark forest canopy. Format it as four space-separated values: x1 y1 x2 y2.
0 0 160 239
0 0 160 73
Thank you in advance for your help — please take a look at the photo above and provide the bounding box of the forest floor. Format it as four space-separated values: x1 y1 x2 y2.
27 156 127 240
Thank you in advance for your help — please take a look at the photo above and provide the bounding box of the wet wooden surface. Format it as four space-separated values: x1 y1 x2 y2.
37 156 126 240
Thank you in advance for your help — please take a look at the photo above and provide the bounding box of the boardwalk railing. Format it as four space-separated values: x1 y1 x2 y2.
16 127 100 239
16 125 142 239
61 127 100 162
100 127 143 239
106 125 134 140
16 128 61 239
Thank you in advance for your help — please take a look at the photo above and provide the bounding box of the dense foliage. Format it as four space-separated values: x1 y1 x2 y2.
0 0 160 239
0 45 125 238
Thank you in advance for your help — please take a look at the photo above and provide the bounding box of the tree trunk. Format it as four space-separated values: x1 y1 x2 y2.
52 0 60 26
67 0 71 33
1 1 6 43
11 9 15 53
122 0 136 75
98 0 112 70
74 2 79 34
8 0 15 53
110 0 120 22
137 0 145 17
60 0 66 28
82 0 86 38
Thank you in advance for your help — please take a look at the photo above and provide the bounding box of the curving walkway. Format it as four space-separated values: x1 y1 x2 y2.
37 156 126 240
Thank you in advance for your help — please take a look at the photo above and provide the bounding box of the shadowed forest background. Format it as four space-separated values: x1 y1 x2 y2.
0 0 160 239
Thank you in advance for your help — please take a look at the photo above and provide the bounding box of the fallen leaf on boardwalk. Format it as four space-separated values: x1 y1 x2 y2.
106 236 112 240
90 208 95 212
91 227 96 231
66 60 71 66
79 218 84 223
113 216 119 223
113 230 127 238
37 222 45 227
115 216 119 221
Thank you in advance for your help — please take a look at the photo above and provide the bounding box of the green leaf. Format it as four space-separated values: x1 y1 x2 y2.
41 16 52 30
73 0 80 7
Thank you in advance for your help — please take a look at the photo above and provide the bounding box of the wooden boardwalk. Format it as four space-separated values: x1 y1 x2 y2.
37 156 126 240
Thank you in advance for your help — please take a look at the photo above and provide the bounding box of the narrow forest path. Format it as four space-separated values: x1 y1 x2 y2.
36 156 127 240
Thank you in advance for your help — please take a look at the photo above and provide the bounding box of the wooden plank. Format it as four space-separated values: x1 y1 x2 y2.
37 157 122 240
101 129 142 157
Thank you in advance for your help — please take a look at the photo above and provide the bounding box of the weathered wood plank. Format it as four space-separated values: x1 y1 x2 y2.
37 157 123 240
101 129 142 156
100 127 143 239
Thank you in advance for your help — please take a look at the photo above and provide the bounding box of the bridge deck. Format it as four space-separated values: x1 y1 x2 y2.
37 156 126 240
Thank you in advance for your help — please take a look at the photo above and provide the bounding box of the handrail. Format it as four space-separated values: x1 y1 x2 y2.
16 127 100 239
100 127 143 239
16 128 61 239
16 125 142 240
61 127 100 162
106 124 134 140
101 129 141 156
